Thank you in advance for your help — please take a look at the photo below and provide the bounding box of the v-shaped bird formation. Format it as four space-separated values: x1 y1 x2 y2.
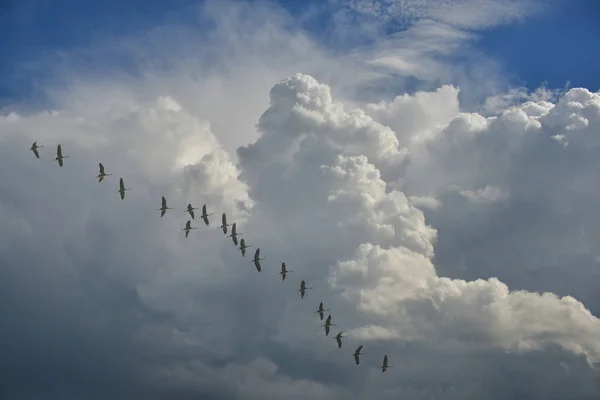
28 140 395 373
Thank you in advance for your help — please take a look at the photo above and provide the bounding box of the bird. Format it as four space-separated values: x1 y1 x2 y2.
117 178 130 200
333 331 345 349
158 196 174 217
279 262 292 281
353 345 366 365
185 203 199 219
219 212 231 234
239 238 252 257
299 280 312 299
380 354 393 373
54 144 69 167
201 204 212 226
181 219 197 238
96 163 112 182
228 222 241 246
321 314 337 336
315 301 329 321
251 248 264 272
30 141 43 159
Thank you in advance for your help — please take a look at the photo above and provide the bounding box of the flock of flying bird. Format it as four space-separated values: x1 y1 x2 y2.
29 140 394 373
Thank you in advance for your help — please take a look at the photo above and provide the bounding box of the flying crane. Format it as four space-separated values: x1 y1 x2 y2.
333 331 345 349
181 219 197 238
54 144 69 167
251 248 264 272
279 262 292 281
315 301 330 321
219 213 231 234
353 345 366 365
239 238 252 257
30 141 43 159
201 204 212 226
117 178 131 200
158 196 174 217
380 354 393 373
322 314 337 336
299 280 312 299
96 163 112 182
228 222 242 246
186 203 199 219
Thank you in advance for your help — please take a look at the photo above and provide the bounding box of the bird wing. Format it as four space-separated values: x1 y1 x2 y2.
162 196 167 209
354 354 360 365
232 235 238 246
383 355 388 367
161 209 166 218
120 189 124 200
356 345 363 353
120 178 124 191
300 280 306 290
254 259 261 272
326 315 331 325
32 148 39 158
255 248 260 259
186 220 191 229
58 158 63 167
57 144 62 158
325 325 330 336
318 311 323 320
231 223 237 235
319 302 324 312
336 336 342 348
222 213 227 226
281 263 286 273
98 175 104 182
99 163 104 174
190 209 195 219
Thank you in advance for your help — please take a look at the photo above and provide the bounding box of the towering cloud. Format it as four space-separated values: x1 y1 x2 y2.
2 72 599 399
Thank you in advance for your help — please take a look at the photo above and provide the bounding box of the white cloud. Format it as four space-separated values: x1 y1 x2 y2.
332 0 559 104
1 0 600 399
458 185 509 203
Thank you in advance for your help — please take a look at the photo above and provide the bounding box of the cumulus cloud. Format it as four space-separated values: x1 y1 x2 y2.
2 1 600 399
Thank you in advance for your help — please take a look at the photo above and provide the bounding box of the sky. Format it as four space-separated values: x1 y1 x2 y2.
1 0 600 399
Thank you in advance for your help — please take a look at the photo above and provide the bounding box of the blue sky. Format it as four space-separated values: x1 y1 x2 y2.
1 0 598 108
477 0 600 90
